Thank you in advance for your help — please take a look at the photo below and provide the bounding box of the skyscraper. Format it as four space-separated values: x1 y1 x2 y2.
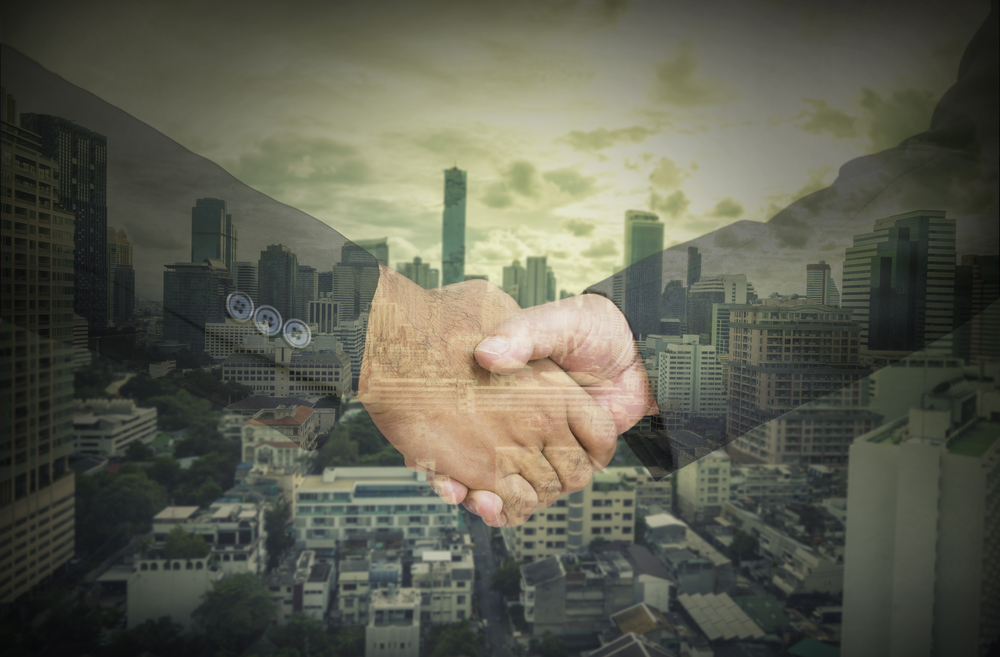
233 261 259 299
523 256 548 308
805 261 840 307
162 259 232 352
20 113 109 331
686 246 702 288
297 265 318 319
441 167 467 286
190 198 237 273
1 104 79 606
355 237 389 266
502 259 527 307
623 210 664 338
546 266 557 304
107 226 134 325
842 210 956 352
258 244 299 322
686 274 757 341
399 256 439 290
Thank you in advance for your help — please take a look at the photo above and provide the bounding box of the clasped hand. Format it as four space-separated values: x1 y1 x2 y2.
357 267 655 527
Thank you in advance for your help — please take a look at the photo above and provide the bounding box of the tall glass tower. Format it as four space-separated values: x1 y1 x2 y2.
624 210 664 338
441 167 467 286
191 197 237 273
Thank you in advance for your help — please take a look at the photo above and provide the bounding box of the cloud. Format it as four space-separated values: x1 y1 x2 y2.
582 238 619 258
561 218 596 237
795 99 858 139
481 181 515 208
543 168 596 197
506 160 540 197
596 0 630 25
563 125 657 151
710 197 744 218
230 132 371 197
652 42 740 108
648 157 688 189
650 189 690 217
410 127 493 160
860 87 938 153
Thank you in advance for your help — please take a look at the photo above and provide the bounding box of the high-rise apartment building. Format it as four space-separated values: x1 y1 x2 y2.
233 261 259 300
112 264 135 327
623 210 664 338
546 266 556 304
842 210 956 352
726 299 872 462
1 110 78 607
501 471 637 563
656 335 726 418
686 275 757 341
20 113 108 332
842 387 1000 657
162 259 231 352
953 255 1000 362
441 167 466 286
190 198 237 273
661 280 686 324
686 246 702 288
805 261 840 307
676 450 731 523
258 244 299 322
398 256 438 290
523 256 549 308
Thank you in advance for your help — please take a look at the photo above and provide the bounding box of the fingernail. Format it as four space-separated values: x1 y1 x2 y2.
477 337 510 358
467 499 480 516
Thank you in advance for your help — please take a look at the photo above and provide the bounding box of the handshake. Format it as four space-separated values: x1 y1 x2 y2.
357 266 657 528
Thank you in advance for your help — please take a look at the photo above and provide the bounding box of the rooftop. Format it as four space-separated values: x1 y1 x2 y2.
521 556 564 587
677 593 766 642
948 420 1000 457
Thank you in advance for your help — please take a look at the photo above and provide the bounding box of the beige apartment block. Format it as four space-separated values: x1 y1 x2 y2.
676 450 731 524
502 471 637 562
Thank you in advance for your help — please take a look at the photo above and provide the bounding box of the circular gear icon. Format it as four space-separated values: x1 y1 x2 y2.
225 291 254 321
282 318 312 349
253 305 283 337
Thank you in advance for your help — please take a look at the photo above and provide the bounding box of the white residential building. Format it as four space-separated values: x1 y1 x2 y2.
266 549 335 625
335 557 373 625
656 335 726 418
294 468 460 551
842 386 1000 657
73 399 158 457
676 450 731 523
412 548 474 624
366 587 421 657
242 405 321 462
151 504 267 575
728 464 808 505
605 466 672 512
220 343 352 397
501 471 637 563
127 555 223 631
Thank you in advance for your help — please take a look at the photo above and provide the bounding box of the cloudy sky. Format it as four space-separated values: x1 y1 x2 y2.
2 0 989 294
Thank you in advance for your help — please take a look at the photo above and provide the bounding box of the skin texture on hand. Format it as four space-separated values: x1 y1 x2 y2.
357 266 620 527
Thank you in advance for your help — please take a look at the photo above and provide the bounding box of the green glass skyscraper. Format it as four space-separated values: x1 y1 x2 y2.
624 210 664 338
441 167 467 286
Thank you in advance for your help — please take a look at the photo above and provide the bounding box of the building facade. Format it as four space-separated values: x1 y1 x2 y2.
656 335 726 418
676 450 731 523
73 398 158 457
190 197 237 274
441 167 466 286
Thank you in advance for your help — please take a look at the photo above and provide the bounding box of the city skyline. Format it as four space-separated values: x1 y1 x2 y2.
2 2 993 297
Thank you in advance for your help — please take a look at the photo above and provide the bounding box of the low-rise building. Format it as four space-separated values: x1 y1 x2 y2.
266 549 334 625
221 344 352 398
73 399 158 457
242 405 320 462
521 552 635 640
728 463 808 505
411 548 474 624
294 468 460 552
127 555 223 631
605 466 672 513
151 504 267 575
335 557 373 625
365 586 421 657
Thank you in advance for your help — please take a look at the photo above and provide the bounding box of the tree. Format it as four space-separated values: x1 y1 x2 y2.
265 501 296 571
269 612 332 656
427 620 479 657
328 627 365 657
148 455 181 489
124 440 153 461
491 558 522 599
589 536 607 549
76 471 167 554
192 573 277 652
530 631 567 657
163 526 211 559
730 530 759 565
103 616 189 657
